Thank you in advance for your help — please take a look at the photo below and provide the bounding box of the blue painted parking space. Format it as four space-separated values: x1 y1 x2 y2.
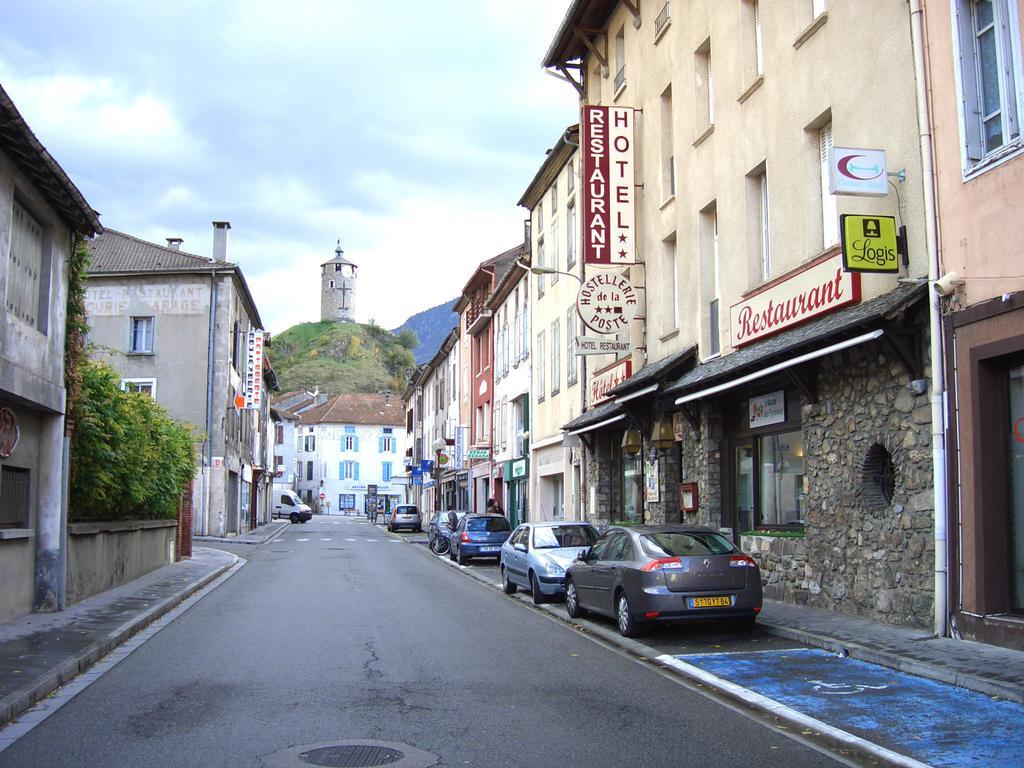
675 647 1024 768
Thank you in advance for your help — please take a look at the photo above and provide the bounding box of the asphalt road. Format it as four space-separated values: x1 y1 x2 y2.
0 516 844 768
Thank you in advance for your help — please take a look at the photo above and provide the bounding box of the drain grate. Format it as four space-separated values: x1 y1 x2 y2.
299 745 404 767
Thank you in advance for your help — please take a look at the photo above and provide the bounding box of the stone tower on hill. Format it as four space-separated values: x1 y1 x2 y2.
320 241 357 322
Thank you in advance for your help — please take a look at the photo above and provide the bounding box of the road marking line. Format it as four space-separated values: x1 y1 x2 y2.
320 538 332 541
345 538 357 541
296 538 309 542
366 539 377 542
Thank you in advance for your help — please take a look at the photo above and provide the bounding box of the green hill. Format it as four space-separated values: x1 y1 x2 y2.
270 321 418 396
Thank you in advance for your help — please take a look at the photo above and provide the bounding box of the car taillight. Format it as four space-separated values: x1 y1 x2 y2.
729 555 758 568
460 532 470 542
641 557 684 571
644 611 661 619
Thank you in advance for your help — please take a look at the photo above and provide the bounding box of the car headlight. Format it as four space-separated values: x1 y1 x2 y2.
540 559 564 576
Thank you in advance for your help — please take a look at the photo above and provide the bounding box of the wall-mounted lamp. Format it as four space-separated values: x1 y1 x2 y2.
621 428 643 455
650 418 675 450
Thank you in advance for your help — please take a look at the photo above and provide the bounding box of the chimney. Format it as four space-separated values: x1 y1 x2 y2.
166 237 183 251
212 221 231 262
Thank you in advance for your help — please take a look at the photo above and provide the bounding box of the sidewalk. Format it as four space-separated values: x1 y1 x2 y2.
194 519 289 545
757 599 1024 704
0 546 238 729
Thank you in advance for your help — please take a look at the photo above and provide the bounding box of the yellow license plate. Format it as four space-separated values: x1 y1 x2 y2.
690 596 732 608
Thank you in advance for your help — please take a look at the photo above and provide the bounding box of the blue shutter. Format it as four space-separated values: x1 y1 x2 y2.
378 436 385 453
354 436 359 452
338 462 343 479
354 462 360 481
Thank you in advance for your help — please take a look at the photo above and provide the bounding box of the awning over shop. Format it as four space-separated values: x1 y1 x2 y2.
562 399 624 435
667 282 927 404
604 343 698 403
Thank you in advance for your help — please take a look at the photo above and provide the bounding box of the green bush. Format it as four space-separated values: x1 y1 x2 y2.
69 359 198 521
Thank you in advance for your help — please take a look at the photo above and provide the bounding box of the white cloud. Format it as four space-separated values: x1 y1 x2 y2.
2 70 203 165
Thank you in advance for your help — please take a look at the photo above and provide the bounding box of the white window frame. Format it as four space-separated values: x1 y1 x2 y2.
566 306 578 386
759 172 772 281
129 315 154 354
754 0 764 76
537 330 546 401
551 319 561 396
819 123 839 248
566 202 577 268
952 0 1024 176
120 378 157 398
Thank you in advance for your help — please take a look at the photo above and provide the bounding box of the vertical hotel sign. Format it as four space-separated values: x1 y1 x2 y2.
582 105 636 265
244 330 265 409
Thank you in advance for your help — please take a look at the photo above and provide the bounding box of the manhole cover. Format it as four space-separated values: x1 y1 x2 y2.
263 740 436 768
300 745 403 767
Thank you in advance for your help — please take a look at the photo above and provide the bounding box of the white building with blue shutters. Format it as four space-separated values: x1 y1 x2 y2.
295 393 408 515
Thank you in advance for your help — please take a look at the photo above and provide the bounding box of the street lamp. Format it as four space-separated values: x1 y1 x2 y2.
517 260 583 285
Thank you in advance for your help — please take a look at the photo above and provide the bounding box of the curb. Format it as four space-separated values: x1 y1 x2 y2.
395 533 932 768
0 553 240 729
195 520 290 546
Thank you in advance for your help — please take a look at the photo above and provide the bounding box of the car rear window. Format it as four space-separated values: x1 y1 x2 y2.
395 506 418 514
467 516 511 532
533 525 597 549
640 532 735 558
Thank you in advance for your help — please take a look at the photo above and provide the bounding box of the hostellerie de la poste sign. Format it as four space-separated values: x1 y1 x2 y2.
729 254 861 348
581 105 636 266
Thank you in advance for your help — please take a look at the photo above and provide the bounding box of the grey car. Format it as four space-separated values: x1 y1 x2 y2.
564 525 763 637
500 522 598 604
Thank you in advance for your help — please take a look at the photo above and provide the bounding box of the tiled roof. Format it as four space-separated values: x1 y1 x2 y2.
87 229 232 274
562 399 623 432
666 283 927 396
0 84 101 235
604 343 697 399
297 393 406 427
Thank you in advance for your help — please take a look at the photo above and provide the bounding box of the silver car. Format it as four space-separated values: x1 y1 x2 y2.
500 522 598 604
564 525 763 637
387 504 421 532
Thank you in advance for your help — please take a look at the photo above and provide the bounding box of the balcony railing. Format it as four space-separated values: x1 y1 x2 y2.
614 65 627 92
655 2 671 37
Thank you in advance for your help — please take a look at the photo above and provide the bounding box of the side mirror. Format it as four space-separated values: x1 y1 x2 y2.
514 543 527 553
576 548 591 562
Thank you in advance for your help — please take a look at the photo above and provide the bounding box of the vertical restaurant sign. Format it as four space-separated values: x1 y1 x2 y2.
582 105 636 265
243 330 265 409
454 425 467 470
729 254 861 348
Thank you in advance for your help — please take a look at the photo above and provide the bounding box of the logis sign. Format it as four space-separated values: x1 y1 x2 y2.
576 273 638 334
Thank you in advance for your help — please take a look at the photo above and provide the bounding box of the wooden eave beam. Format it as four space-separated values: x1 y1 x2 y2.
545 65 584 96
622 0 641 24
573 27 607 69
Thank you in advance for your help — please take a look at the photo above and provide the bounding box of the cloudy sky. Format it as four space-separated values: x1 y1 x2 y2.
1 1 577 333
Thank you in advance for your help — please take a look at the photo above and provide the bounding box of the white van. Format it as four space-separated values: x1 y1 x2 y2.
272 487 312 523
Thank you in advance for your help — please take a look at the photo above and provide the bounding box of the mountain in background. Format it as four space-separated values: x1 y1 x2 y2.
392 297 460 364
271 321 418 396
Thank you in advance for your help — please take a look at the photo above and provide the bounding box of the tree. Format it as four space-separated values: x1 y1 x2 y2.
69 359 197 521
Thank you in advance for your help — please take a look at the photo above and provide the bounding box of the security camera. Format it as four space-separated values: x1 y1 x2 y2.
933 271 963 297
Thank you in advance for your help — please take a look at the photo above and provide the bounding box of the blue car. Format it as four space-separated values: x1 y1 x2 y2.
449 514 512 565
499 522 598 603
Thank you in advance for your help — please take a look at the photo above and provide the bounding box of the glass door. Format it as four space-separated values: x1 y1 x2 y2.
1009 364 1024 613
736 441 754 533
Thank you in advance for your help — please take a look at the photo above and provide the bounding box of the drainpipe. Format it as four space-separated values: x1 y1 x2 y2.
909 0 948 637
203 258 218 537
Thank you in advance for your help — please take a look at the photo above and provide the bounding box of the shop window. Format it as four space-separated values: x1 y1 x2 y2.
736 428 805 531
621 452 644 523
861 443 896 511
1008 363 1024 612
0 466 29 528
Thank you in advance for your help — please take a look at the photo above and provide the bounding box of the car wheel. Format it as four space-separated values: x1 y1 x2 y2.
531 572 546 604
617 592 640 638
565 579 586 618
457 548 468 566
289 512 300 524
501 566 517 595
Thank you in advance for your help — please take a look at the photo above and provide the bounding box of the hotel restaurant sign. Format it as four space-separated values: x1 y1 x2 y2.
730 254 861 348
581 105 636 266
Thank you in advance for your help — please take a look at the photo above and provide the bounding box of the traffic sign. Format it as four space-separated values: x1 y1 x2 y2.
319 492 325 500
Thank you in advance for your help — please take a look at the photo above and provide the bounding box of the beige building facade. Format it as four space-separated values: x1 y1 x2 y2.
547 0 938 628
